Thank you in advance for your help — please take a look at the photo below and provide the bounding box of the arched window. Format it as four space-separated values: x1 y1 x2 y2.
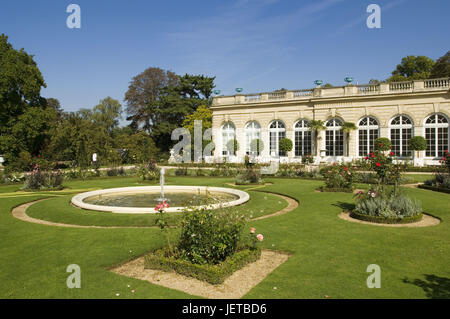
424 114 449 157
358 117 379 156
294 120 312 156
390 115 413 157
269 120 286 156
245 121 261 155
221 122 236 156
325 118 344 156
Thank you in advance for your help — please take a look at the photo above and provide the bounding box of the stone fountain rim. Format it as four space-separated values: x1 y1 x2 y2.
71 186 250 214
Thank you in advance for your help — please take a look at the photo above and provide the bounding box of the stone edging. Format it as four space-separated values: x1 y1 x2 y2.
71 186 250 214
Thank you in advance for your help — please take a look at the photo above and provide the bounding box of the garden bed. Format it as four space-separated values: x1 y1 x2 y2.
144 247 261 285
418 184 450 194
349 211 423 224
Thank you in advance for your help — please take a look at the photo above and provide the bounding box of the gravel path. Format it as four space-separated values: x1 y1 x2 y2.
111 249 291 299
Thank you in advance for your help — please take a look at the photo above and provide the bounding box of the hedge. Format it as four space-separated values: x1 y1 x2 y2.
418 184 450 194
350 211 423 224
144 247 261 285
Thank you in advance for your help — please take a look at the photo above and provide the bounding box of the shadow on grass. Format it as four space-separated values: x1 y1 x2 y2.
332 201 355 212
403 274 450 299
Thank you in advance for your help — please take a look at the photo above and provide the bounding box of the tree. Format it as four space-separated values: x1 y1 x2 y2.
323 83 333 88
341 122 357 157
278 138 293 156
114 131 158 164
430 51 450 78
409 136 427 159
308 120 326 156
387 55 435 82
46 112 113 168
124 67 178 133
0 34 46 129
124 68 215 152
182 105 213 157
91 97 122 134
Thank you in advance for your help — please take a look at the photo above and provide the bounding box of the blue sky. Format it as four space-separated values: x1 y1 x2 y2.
1 0 449 121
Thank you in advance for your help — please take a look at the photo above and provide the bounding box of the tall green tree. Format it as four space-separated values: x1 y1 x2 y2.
91 97 122 134
387 55 435 82
46 112 112 167
124 67 178 132
0 34 46 129
124 67 215 152
430 51 450 78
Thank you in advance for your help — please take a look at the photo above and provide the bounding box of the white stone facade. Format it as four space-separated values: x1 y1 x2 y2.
210 78 450 166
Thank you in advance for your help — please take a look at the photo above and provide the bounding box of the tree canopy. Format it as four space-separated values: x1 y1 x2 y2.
387 55 435 82
124 67 215 151
430 51 450 78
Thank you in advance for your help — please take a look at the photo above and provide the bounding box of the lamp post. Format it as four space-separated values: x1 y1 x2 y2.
344 77 354 85
213 90 221 95
235 88 243 93
314 80 323 87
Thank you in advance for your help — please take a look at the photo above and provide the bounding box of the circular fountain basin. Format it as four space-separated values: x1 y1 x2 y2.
71 186 250 214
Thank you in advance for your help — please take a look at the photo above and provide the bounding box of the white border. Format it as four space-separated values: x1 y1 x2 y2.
71 186 250 214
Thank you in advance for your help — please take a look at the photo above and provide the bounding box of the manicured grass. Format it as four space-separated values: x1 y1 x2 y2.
26 179 287 227
0 176 449 298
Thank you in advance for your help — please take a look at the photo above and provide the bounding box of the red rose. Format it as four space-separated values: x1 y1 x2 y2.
364 156 369 160
376 162 381 167
370 152 375 158
344 166 348 171
389 152 394 156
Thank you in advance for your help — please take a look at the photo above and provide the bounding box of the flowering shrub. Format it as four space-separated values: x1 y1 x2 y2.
321 163 356 190
235 167 264 185
364 150 405 193
247 227 264 250
374 137 392 151
178 207 246 265
23 165 63 190
302 154 314 164
155 201 172 252
424 150 450 190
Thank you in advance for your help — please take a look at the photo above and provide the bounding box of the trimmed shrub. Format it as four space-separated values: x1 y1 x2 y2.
145 247 261 285
374 137 392 151
278 138 293 156
409 136 427 152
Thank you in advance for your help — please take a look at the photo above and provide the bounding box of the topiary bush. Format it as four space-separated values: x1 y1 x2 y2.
374 137 392 151
278 138 293 156
409 136 427 153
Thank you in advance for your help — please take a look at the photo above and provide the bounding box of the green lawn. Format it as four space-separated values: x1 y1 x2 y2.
0 175 448 298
